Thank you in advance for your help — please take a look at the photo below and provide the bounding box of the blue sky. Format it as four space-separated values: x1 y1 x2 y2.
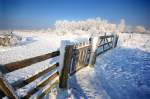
0 0 150 29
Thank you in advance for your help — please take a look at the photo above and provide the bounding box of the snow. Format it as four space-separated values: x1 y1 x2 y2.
0 30 90 98
57 33 150 99
0 31 90 64
59 38 90 73
0 32 60 64
94 47 150 99
16 70 58 97
118 33 150 52
4 57 58 84
68 67 111 99
0 30 150 99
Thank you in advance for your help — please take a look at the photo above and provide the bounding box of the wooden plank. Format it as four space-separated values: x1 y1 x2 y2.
69 48 77 74
3 51 60 73
99 35 114 39
81 50 85 66
76 44 91 50
78 49 83 66
78 45 91 67
0 65 9 74
59 45 74 88
75 49 80 71
12 63 59 89
87 48 91 64
83 49 89 66
22 71 59 98
35 78 59 99
105 38 111 47
98 38 103 45
114 35 119 48
0 72 19 99
96 47 112 56
97 41 112 48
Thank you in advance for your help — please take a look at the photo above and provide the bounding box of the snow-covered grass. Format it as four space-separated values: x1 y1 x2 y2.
118 33 150 52
0 30 90 64
0 30 91 98
0 30 150 99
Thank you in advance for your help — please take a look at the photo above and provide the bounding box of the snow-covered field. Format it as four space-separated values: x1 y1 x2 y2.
0 30 150 99
0 31 90 64
0 30 91 98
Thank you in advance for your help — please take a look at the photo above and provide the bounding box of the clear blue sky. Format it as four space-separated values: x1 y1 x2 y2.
0 0 150 29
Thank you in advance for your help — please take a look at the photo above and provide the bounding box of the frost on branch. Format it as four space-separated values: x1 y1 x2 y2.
118 19 126 33
54 17 119 35
134 26 146 33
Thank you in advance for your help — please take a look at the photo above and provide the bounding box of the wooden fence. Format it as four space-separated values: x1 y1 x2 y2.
59 34 119 88
0 34 119 98
69 42 92 75
0 51 60 99
96 34 118 56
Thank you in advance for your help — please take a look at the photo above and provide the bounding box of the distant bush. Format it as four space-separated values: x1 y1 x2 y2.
53 17 127 35
134 26 146 33
0 32 22 46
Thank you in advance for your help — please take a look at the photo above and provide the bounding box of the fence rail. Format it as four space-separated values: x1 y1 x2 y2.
96 34 115 56
0 34 119 98
69 43 91 75
0 50 60 99
3 51 60 74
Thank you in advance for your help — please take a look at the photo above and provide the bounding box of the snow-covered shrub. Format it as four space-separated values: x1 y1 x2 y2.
118 19 126 33
134 26 146 33
0 32 22 46
53 17 150 35
54 17 120 35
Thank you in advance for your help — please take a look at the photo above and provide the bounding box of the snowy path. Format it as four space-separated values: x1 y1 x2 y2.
68 67 111 99
95 47 150 99
57 33 150 99
61 47 150 99
58 32 150 98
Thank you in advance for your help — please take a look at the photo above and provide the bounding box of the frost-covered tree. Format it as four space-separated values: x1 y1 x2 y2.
54 17 122 35
118 19 126 33
134 26 146 33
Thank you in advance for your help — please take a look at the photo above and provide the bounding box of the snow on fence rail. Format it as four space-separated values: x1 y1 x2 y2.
96 34 119 56
69 43 92 75
0 51 60 99
0 34 118 98
59 34 119 88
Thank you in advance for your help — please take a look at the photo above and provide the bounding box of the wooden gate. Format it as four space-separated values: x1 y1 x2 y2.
69 42 92 75
96 34 118 56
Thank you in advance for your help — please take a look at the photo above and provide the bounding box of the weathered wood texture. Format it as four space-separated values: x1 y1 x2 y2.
0 50 60 99
96 35 118 56
3 51 60 73
59 45 74 88
69 42 92 75
0 72 19 99
12 63 59 89
23 71 59 98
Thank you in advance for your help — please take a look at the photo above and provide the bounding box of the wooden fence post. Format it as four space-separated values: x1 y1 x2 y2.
113 34 119 48
88 37 99 67
0 72 18 99
59 45 73 89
